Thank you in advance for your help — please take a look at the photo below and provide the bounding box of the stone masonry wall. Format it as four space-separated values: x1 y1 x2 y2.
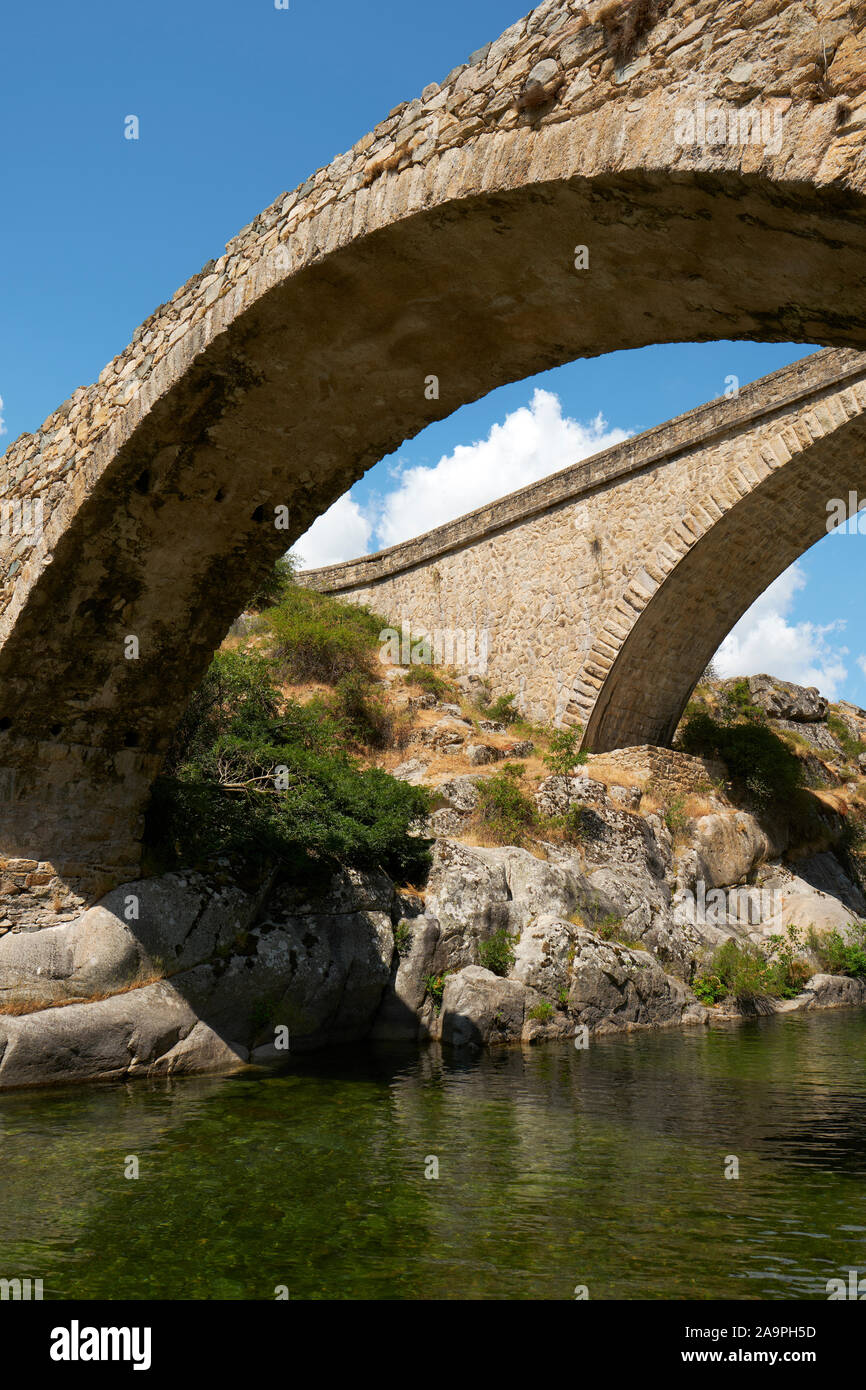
301 349 866 728
1 0 865 647
0 0 864 915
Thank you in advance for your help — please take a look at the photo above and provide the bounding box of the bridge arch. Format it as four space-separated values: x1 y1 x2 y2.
571 373 866 749
2 0 866 904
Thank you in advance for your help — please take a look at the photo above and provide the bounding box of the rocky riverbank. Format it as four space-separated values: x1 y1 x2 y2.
2 670 866 1089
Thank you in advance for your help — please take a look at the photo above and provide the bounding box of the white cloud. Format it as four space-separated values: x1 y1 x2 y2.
714 562 849 698
0 395 5 436
372 389 631 549
293 492 372 570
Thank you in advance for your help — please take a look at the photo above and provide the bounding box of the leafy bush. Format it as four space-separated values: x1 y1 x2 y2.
528 999 555 1022
692 972 726 1005
679 708 803 808
474 765 537 844
806 923 866 978
764 926 812 999
543 727 588 777
483 692 518 725
708 929 809 1004
404 664 456 700
166 649 284 772
147 648 431 883
326 671 395 750
264 584 384 684
394 920 413 958
663 795 689 836
711 939 773 1002
478 928 518 977
718 678 765 727
826 711 865 763
246 555 297 612
425 974 447 1010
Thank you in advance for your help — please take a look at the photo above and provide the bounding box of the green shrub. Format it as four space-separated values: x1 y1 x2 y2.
147 649 431 883
326 671 395 749
543 727 588 777
394 920 413 958
663 795 689 836
478 928 518 977
712 938 773 1002
166 649 284 772
692 972 726 1005
264 584 384 684
679 708 803 808
806 923 866 978
483 693 518 725
246 555 297 612
764 926 811 999
718 679 765 727
528 999 555 1022
474 765 537 844
709 932 810 1004
425 974 448 1011
404 664 456 700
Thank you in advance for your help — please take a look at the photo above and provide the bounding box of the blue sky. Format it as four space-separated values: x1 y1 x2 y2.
1 0 864 705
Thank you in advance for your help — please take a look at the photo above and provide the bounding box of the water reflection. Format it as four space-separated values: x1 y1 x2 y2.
0 1010 865 1299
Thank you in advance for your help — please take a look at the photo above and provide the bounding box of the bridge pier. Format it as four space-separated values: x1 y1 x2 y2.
0 736 156 929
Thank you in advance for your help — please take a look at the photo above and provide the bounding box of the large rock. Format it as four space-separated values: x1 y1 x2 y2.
197 880 395 1049
0 866 399 1079
438 966 528 1049
0 975 248 1090
423 840 513 972
372 914 442 1041
757 859 866 940
430 775 481 812
567 930 706 1033
799 973 866 1010
771 719 844 757
581 865 693 973
730 675 827 722
470 845 587 929
511 913 578 999
416 717 471 749
536 776 670 879
689 811 777 890
0 873 261 1011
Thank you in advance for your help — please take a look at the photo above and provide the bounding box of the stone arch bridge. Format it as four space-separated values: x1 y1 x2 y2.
1 0 866 916
301 348 866 746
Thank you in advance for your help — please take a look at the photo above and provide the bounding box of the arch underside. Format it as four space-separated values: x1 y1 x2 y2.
3 153 866 889
4 168 866 758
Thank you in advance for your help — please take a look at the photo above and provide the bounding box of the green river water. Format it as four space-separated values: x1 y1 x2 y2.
2 1007 865 1300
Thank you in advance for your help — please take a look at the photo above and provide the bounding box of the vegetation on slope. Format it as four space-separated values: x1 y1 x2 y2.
144 563 431 884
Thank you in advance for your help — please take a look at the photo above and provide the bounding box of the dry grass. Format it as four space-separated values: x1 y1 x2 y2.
0 971 170 1018
278 678 338 705
456 825 550 858
681 793 716 820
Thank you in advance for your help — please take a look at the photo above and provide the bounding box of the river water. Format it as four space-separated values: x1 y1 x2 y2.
2 1008 865 1300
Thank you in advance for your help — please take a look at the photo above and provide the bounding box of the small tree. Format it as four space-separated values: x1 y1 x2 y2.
543 727 588 777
